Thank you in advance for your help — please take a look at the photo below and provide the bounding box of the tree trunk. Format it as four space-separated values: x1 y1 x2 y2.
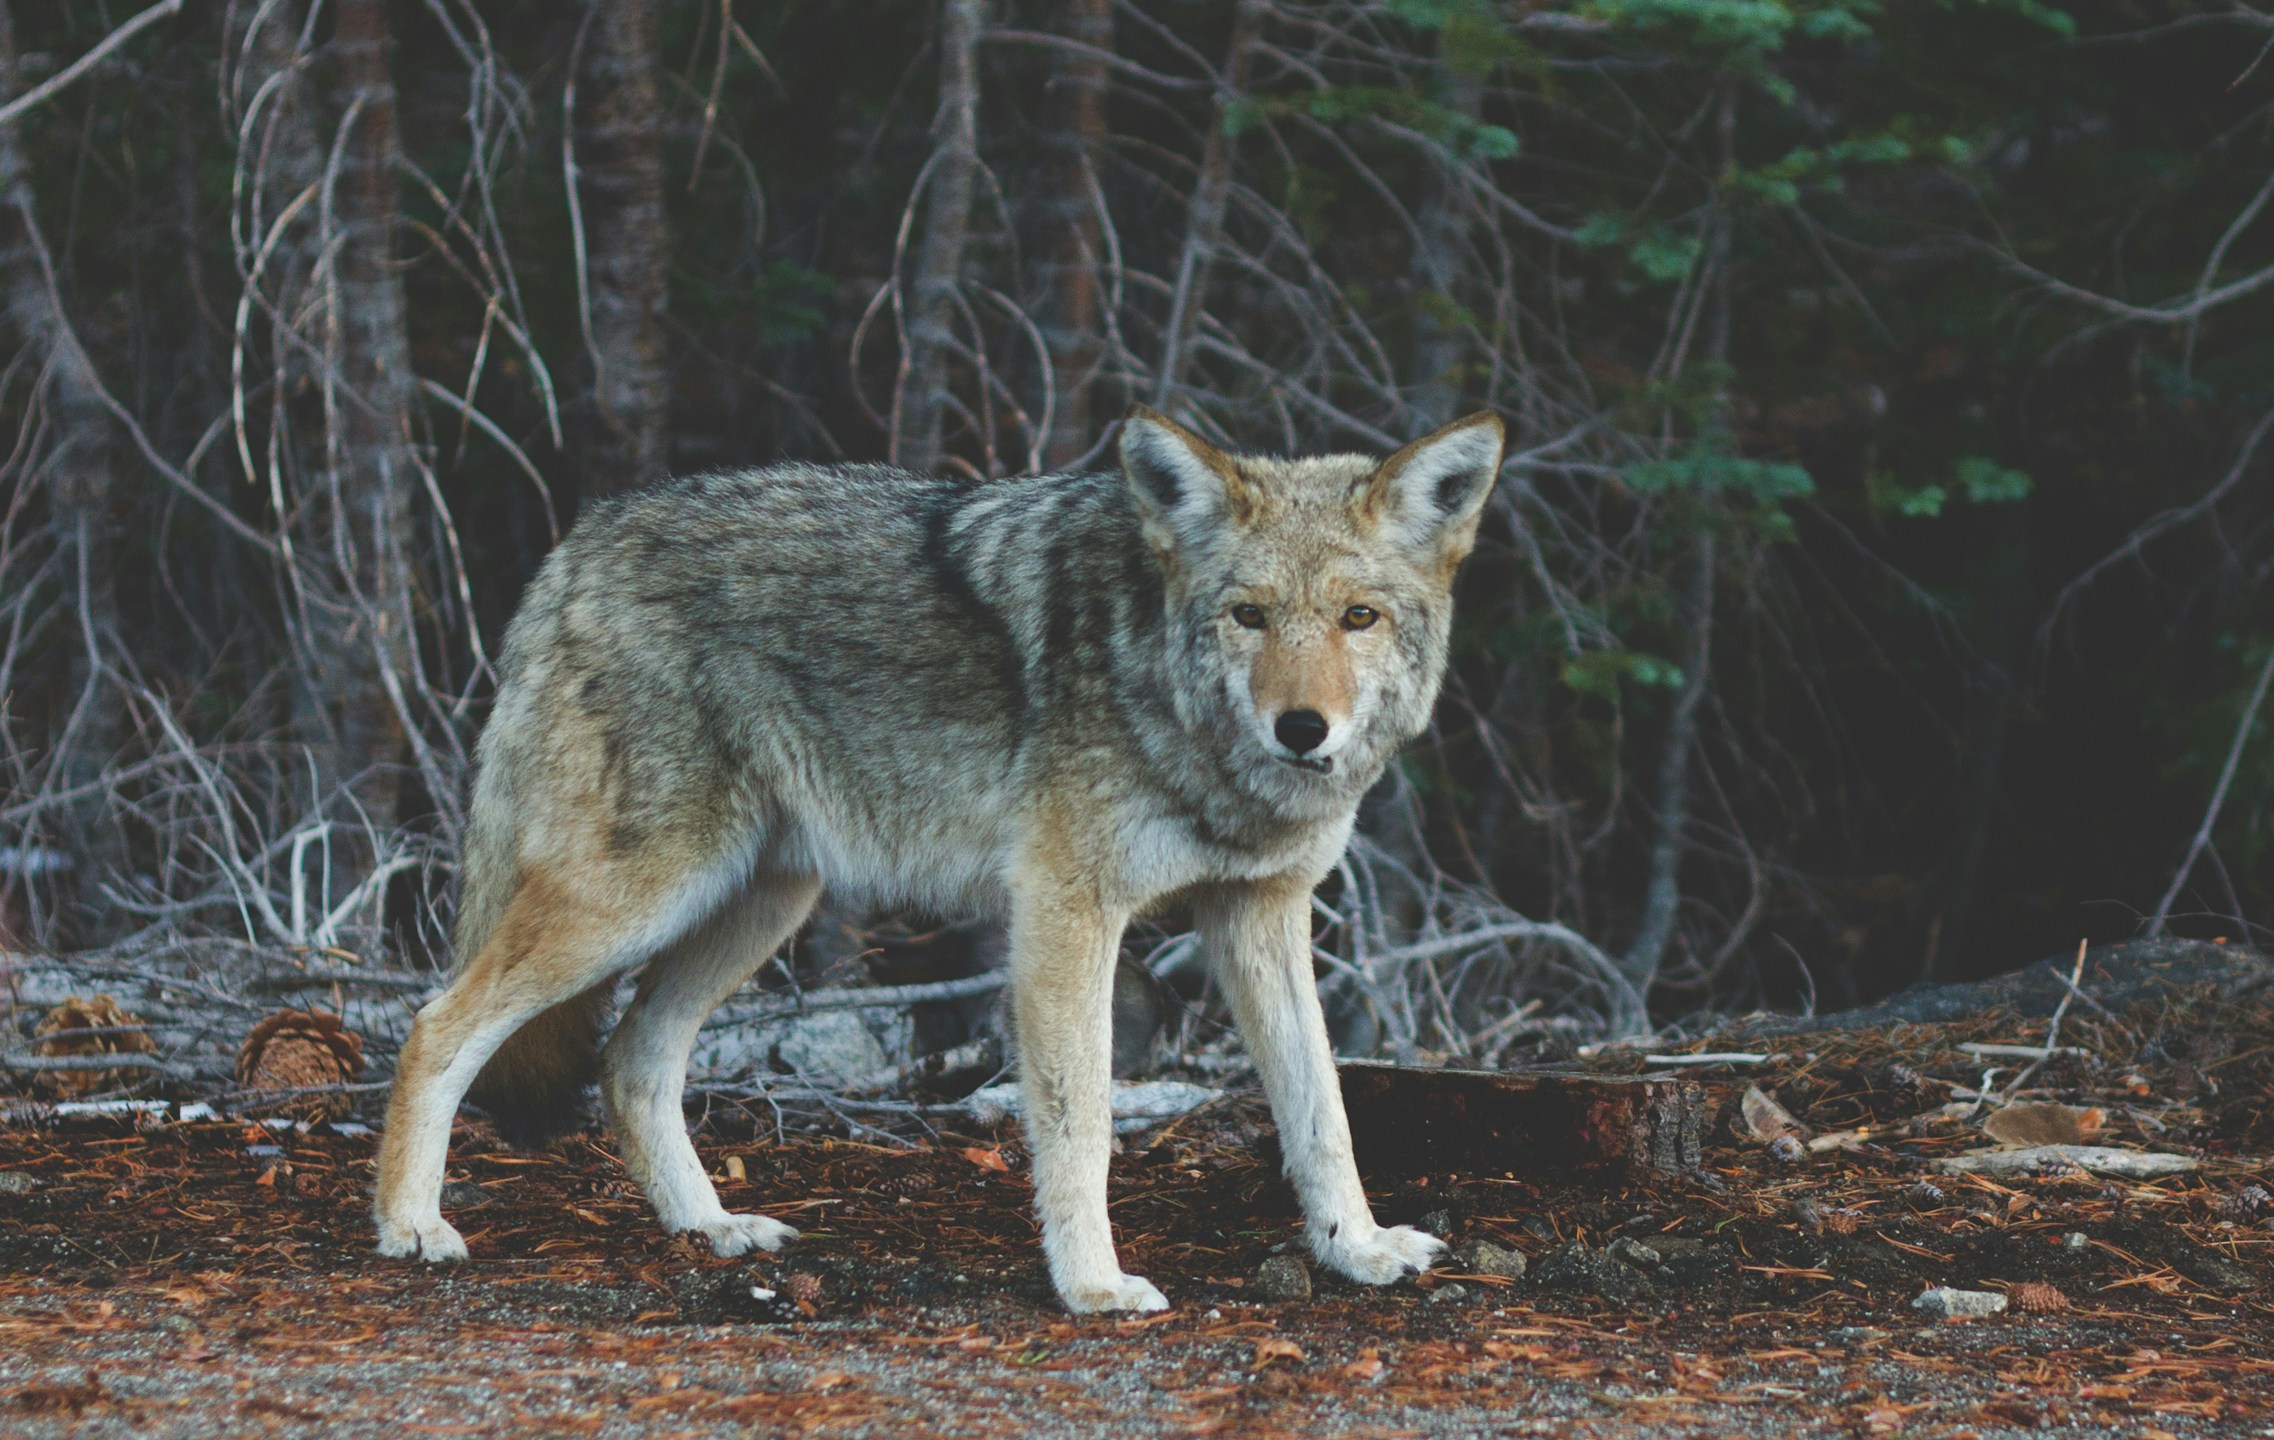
893 0 987 476
1151 0 1265 411
1408 47 1479 432
0 0 129 944
290 0 416 863
1036 0 1109 470
574 0 672 497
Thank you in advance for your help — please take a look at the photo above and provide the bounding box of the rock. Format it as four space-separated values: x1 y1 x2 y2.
1253 1255 1311 1302
770 1010 892 1087
439 1180 489 1209
2063 1231 2090 1252
1426 1282 1470 1304
1417 1209 1455 1239
1606 1236 1662 1270
1447 1239 1526 1280
1912 1287 2008 1319
0 1170 38 1194
1533 1242 1651 1302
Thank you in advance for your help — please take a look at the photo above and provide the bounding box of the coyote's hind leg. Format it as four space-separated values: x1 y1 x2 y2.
601 868 820 1256
376 862 732 1263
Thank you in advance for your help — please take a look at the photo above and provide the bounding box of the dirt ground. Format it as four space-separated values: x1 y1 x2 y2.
3 979 2273 1438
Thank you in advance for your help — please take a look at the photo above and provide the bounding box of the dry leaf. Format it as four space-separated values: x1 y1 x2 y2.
960 1146 1011 1172
1981 1101 2104 1148
1738 1084 1807 1144
1251 1337 1305 1370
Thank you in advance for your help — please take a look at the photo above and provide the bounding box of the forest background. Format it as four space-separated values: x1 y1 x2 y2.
1 0 2269 1061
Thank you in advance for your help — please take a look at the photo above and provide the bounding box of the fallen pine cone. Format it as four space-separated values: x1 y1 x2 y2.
2006 1281 2070 1314
2216 1184 2270 1224
782 1271 823 1306
31 995 158 1097
235 1009 365 1116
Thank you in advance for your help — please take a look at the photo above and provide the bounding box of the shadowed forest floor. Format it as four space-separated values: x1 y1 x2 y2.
2 1049 2271 1438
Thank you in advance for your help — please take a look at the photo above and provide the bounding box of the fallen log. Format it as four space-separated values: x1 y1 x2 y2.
1338 1061 1711 1181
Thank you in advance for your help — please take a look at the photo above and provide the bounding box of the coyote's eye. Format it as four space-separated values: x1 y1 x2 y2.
1342 605 1379 631
1231 603 1267 630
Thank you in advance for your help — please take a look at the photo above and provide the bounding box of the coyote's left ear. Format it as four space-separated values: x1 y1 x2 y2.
1358 412 1506 565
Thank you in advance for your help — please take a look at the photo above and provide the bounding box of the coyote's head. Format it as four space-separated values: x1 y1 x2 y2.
1121 406 1505 810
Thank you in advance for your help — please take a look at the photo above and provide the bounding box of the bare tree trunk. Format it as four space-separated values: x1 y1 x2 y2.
290 0 416 856
1620 531 1714 990
1151 0 1265 411
574 0 671 497
1036 0 1109 470
0 0 129 943
1408 49 1479 432
893 0 987 476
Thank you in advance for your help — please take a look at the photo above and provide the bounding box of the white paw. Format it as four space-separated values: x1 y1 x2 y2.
1315 1221 1444 1285
691 1213 798 1258
1060 1272 1171 1315
376 1213 468 1263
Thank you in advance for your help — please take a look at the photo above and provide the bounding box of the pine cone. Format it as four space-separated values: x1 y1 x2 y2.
2006 1281 2070 1314
1880 1062 1928 1113
2215 1184 2271 1224
235 1009 365 1117
30 995 158 1097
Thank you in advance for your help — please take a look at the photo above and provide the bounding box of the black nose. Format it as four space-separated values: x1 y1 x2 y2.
1274 709 1330 755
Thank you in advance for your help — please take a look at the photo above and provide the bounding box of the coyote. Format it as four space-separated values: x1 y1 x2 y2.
375 407 1506 1313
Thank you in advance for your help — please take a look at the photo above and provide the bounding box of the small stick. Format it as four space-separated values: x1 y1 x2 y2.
1642 1052 1774 1066
2003 940 2089 1096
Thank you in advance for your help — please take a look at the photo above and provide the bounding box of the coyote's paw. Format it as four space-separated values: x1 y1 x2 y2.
1060 1272 1171 1315
1316 1222 1443 1286
693 1213 798 1258
376 1213 468 1263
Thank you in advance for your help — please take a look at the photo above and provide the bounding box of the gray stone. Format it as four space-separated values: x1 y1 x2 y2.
1606 1236 1662 1270
1533 1242 1652 1302
1447 1239 1527 1280
1253 1255 1311 1302
1911 1286 2008 1319
2063 1231 2090 1252
439 1180 490 1209
1417 1208 1455 1238
0 1170 38 1195
1426 1282 1471 1305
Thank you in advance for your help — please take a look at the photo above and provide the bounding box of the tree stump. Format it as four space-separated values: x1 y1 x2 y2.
1338 1061 1710 1181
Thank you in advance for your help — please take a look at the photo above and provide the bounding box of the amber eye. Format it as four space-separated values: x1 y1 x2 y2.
1342 605 1379 631
1231 603 1267 630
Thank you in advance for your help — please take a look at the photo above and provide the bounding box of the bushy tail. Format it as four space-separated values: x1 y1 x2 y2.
465 982 613 1146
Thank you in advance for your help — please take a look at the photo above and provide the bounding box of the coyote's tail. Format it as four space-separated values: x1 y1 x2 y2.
465 983 613 1147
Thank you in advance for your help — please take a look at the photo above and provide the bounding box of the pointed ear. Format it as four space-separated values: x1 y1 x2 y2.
1357 412 1505 563
1119 405 1252 552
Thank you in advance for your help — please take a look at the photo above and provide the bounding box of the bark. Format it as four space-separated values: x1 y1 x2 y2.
1151 0 1265 410
289 0 416 852
1035 0 1110 470
894 0 988 476
0 0 129 942
573 0 672 497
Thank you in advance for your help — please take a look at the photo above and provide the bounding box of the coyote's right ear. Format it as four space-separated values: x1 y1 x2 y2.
1120 406 1251 555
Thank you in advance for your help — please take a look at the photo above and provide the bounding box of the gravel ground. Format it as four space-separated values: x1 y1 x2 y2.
1 1091 2270 1439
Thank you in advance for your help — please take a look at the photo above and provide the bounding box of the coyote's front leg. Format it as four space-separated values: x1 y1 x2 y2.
1199 877 1444 1285
1008 865 1165 1314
